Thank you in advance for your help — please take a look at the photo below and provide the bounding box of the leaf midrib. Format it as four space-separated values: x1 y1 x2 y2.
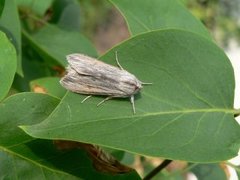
20 108 235 133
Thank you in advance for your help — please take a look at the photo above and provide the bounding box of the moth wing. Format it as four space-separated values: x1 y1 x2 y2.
67 54 119 77
60 67 127 96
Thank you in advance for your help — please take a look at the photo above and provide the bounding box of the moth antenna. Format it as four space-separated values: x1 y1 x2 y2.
97 97 112 106
115 51 124 70
141 82 153 85
130 95 136 114
81 95 92 103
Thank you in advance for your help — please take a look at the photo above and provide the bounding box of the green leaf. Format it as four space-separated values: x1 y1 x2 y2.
23 24 97 67
0 0 22 75
190 164 227 180
50 0 81 31
0 93 140 179
16 0 53 16
110 0 211 39
0 93 75 179
20 30 240 162
30 77 66 98
0 31 17 101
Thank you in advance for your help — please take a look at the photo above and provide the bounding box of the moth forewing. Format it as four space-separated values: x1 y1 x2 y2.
60 53 148 113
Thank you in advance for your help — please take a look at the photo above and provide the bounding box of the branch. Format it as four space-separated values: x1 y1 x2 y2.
143 159 172 180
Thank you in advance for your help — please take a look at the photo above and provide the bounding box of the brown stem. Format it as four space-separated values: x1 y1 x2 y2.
143 160 172 180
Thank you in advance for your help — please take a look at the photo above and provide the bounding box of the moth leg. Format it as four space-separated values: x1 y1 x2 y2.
81 95 92 103
115 51 124 70
130 95 136 114
97 97 112 106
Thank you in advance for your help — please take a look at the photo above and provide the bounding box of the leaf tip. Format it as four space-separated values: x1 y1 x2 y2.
18 125 29 133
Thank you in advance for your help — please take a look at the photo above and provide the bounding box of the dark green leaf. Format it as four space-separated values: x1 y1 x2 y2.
0 31 17 101
13 53 54 92
0 0 22 75
20 30 240 162
110 0 211 39
0 93 76 179
0 0 5 17
0 93 140 179
50 0 81 31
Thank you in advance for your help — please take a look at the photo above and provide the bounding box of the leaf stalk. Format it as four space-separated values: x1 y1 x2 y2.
143 159 172 180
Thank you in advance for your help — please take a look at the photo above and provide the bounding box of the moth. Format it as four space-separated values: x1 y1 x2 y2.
60 52 151 113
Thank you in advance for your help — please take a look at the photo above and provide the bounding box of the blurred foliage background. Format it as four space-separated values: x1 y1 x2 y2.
77 0 240 49
182 0 240 47
17 0 240 54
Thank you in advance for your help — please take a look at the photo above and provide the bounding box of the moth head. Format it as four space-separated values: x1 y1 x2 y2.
133 80 143 94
